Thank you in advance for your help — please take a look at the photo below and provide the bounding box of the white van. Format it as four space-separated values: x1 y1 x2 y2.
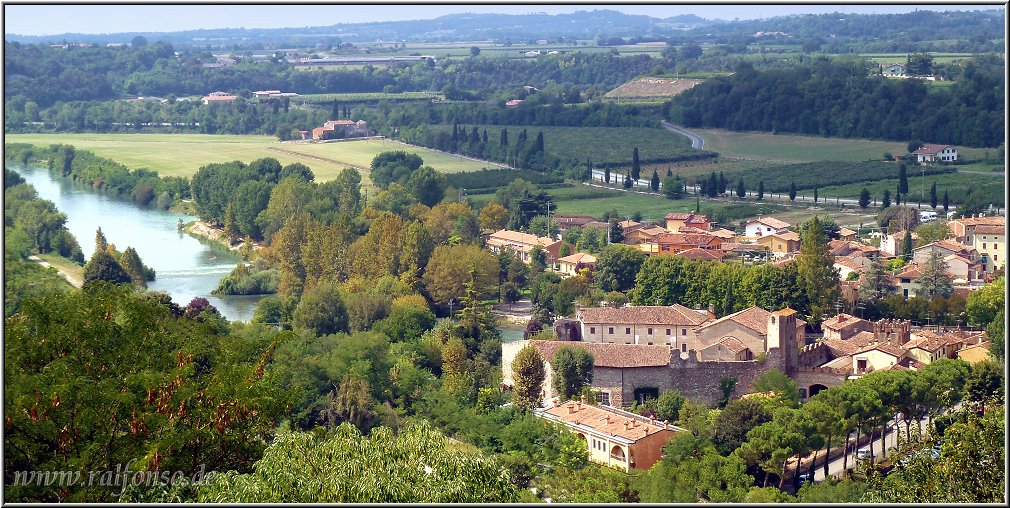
920 211 938 223
856 447 871 460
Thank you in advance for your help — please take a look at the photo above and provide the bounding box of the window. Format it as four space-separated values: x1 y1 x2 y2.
666 328 671 335
681 329 687 336
647 328 653 335
608 327 614 334
857 359 867 371
681 344 687 352
590 327 596 334
625 327 631 334
983 243 987 249
596 391 610 406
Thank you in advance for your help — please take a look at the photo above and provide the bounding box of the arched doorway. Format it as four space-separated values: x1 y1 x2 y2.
809 384 829 397
609 444 626 463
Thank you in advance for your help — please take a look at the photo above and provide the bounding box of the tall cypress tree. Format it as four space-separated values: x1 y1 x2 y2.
942 189 949 212
707 172 718 198
898 163 909 194
94 227 108 254
929 181 938 209
797 216 839 324
789 181 797 201
718 171 727 194
858 188 871 209
586 159 593 180
757 180 765 200
882 189 891 209
813 186 819 203
535 131 545 153
623 171 632 189
604 166 611 184
631 147 641 181
651 170 660 192
736 177 746 199
895 185 902 205
500 127 509 146
482 128 488 144
901 230 914 260
330 100 339 119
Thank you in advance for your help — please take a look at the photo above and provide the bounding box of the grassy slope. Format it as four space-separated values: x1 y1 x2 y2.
37 253 84 287
3 134 492 188
816 171 1006 207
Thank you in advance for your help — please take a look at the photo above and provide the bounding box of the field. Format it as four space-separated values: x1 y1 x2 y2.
424 125 697 166
297 92 443 103
604 77 705 99
689 129 912 163
816 171 1006 208
3 134 494 191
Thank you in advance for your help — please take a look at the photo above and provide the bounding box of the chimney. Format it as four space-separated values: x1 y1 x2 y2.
567 403 575 414
580 395 587 405
624 419 632 430
552 398 559 408
576 401 582 411
707 303 717 320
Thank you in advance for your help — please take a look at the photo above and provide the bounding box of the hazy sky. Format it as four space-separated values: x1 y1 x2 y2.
4 2 1001 36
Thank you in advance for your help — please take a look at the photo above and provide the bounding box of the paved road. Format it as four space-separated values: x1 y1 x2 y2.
805 414 932 482
661 121 705 150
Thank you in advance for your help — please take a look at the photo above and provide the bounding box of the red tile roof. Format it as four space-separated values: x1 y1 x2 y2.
821 313 870 331
540 402 678 442
558 252 597 265
853 342 906 358
972 224 1005 235
953 216 1005 227
749 216 791 230
677 247 725 261
652 232 719 246
712 336 749 353
577 304 710 327
524 340 673 368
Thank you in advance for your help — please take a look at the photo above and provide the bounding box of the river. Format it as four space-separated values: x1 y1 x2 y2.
13 166 261 322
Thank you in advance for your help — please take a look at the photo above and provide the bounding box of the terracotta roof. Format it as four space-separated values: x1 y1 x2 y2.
721 242 769 252
912 144 952 155
651 232 719 246
488 229 559 248
619 219 643 229
889 230 920 240
698 309 767 335
972 224 1005 235
953 216 1005 227
821 313 870 331
554 215 595 226
822 354 853 369
678 226 711 234
853 342 906 358
896 264 922 279
558 252 597 265
775 231 801 242
540 402 677 442
917 240 975 256
834 255 870 272
677 248 725 261
711 336 749 353
748 216 791 230
577 304 710 327
635 226 668 237
708 228 737 239
829 240 879 256
898 356 927 370
524 340 672 368
838 227 857 237
665 212 695 220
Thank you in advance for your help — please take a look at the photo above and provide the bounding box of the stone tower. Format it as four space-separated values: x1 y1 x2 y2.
767 308 798 372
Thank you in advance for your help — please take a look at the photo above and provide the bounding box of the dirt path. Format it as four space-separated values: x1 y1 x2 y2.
29 255 83 288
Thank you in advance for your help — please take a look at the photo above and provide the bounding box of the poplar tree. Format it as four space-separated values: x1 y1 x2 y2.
797 216 839 324
223 203 240 244
511 344 546 412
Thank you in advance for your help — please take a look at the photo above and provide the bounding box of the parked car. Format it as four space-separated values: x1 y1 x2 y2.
856 447 871 460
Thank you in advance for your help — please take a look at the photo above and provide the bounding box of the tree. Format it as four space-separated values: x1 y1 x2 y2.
712 398 772 455
707 172 718 198
500 127 509 147
858 258 893 301
370 151 424 189
650 170 660 192
919 250 953 299
653 390 686 422
222 203 240 244
623 171 632 189
662 176 684 199
752 369 801 405
718 171 727 195
882 189 891 209
479 203 509 231
736 177 746 199
595 244 646 292
631 147 641 181
423 244 498 304
797 216 839 324
470 46 481 57
94 227 108 254
859 188 871 209
292 283 349 336
901 230 914 261
929 181 938 209
405 166 447 207
789 181 797 201
604 166 610 183
813 186 818 203
130 35 148 47
198 421 520 502
82 249 131 286
895 185 902 206
756 180 764 200
607 218 624 244
942 189 949 213
512 344 546 412
118 246 153 287
898 163 909 194
528 215 559 238
551 346 594 400
965 277 1004 327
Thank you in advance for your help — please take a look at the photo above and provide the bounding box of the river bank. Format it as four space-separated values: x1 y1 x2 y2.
184 220 264 256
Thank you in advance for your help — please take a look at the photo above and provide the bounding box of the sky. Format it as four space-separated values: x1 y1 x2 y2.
3 2 1001 36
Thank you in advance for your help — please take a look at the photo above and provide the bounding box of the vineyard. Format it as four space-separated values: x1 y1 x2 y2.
728 160 951 192
445 168 564 194
604 77 705 99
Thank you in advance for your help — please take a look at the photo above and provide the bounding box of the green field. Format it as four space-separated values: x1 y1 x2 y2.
688 128 994 163
3 134 494 190
297 92 443 103
423 125 695 166
816 171 1006 207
